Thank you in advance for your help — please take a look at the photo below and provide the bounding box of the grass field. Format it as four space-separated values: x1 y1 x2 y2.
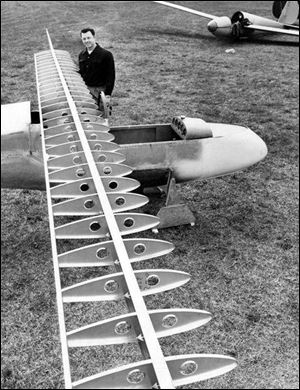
1 1 299 389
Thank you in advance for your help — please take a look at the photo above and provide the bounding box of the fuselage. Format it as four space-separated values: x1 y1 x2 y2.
1 101 267 191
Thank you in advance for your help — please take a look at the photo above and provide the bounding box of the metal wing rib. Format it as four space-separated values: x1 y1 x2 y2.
35 30 237 389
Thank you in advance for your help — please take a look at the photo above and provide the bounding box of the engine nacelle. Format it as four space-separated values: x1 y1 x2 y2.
171 116 212 140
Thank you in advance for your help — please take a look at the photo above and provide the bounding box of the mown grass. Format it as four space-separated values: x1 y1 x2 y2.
1 1 299 389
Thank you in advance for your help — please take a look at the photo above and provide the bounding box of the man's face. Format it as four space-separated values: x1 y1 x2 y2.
81 31 96 49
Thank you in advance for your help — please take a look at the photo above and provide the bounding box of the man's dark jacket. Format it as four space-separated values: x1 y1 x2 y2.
79 43 115 95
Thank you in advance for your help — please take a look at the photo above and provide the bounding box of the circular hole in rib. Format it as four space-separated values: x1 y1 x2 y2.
89 221 101 232
83 118 90 122
70 145 78 153
73 155 82 165
80 183 89 192
115 197 125 206
94 143 102 150
124 218 134 228
134 243 146 255
162 314 178 328
67 135 75 142
90 133 97 140
76 168 86 177
180 360 198 376
96 247 108 259
44 125 48 129
115 321 132 335
146 274 160 287
104 279 119 293
127 369 145 384
84 199 95 209
86 124 94 130
61 112 68 116
63 118 71 123
81 111 87 115
97 154 106 162
103 166 112 175
109 181 118 190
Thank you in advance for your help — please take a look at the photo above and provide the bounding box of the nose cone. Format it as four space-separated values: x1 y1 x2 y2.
207 20 218 33
207 124 268 176
172 124 268 183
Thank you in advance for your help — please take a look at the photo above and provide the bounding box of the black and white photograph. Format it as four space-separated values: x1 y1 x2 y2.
1 1 299 388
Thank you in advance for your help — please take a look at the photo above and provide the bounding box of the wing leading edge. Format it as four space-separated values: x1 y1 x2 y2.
245 23 299 36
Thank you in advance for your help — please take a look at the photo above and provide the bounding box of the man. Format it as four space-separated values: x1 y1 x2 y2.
79 27 115 115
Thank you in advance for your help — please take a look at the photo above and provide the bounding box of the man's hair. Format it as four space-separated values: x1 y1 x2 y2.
80 28 95 36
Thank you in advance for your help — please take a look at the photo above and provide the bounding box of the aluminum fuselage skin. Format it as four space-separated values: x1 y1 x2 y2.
1 102 267 191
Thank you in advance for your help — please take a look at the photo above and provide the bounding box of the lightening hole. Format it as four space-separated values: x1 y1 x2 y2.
76 168 85 177
97 154 106 162
134 243 146 255
124 218 134 228
67 135 75 142
127 369 145 384
94 143 103 150
162 314 178 328
96 248 108 259
109 181 118 190
90 133 97 140
89 221 101 232
104 279 118 293
70 145 77 153
115 197 125 206
146 274 160 287
180 360 198 376
61 112 68 116
73 156 82 165
80 183 89 192
84 199 95 209
103 166 112 175
115 321 131 335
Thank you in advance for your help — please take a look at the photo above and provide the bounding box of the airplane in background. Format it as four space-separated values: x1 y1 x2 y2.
153 1 299 40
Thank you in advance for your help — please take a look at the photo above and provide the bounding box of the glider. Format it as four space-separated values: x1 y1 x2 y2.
153 1 299 39
2 31 243 388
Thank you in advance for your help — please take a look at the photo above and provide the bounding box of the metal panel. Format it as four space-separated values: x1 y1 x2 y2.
46 140 120 157
50 177 141 198
52 192 149 215
58 238 175 267
49 162 132 183
67 309 211 346
61 269 190 302
54 212 160 238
